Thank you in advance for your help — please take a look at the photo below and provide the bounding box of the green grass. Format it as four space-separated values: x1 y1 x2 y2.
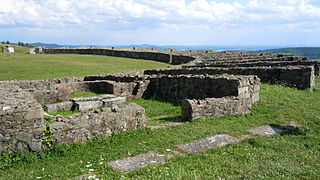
46 109 80 117
0 53 170 80
1 79 320 179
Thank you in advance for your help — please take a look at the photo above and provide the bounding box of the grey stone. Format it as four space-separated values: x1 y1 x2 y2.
108 151 165 171
29 139 42 152
177 134 239 153
75 101 103 111
102 97 126 106
45 101 73 113
49 122 72 133
16 132 32 143
72 94 116 102
0 134 4 142
248 125 284 135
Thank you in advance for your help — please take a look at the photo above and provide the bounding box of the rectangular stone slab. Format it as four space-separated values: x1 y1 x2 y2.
74 101 103 111
108 151 165 171
102 97 126 106
248 125 284 135
177 134 239 153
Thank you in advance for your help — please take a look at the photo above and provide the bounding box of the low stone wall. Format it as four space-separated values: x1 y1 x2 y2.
143 74 260 103
44 48 196 65
144 66 315 90
0 85 45 153
49 103 146 145
181 97 252 121
188 60 319 76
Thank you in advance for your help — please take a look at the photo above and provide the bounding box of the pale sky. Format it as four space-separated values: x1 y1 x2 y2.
0 0 319 46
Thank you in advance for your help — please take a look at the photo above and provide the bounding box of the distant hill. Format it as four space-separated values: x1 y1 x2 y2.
249 47 320 60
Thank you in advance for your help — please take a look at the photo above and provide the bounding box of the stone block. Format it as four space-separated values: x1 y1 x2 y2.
45 101 73 113
75 101 103 111
102 97 126 106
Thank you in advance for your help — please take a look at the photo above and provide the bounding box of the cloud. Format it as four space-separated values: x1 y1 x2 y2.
0 0 319 45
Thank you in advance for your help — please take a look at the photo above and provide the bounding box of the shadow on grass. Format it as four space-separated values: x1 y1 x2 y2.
269 123 307 136
157 115 181 122
142 96 181 107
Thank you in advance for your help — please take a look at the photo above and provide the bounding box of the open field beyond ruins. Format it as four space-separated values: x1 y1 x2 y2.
0 47 319 179
0 52 170 81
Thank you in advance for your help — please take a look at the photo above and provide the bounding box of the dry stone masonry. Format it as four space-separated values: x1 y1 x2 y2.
0 46 316 153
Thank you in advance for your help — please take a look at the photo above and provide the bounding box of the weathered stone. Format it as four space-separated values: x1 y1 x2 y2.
108 151 165 171
177 134 239 153
75 101 103 111
49 122 72 133
248 125 284 135
51 103 146 145
102 97 126 106
16 132 32 143
0 134 4 142
45 101 73 113
29 139 42 152
72 94 115 102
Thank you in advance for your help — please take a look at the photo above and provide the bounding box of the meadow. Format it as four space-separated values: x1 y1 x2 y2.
0 46 319 179
0 45 170 80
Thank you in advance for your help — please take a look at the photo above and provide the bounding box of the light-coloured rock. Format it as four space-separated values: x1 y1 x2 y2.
177 134 239 153
108 151 165 171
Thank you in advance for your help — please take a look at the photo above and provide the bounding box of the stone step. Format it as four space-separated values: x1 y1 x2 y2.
107 151 165 171
71 94 116 102
75 101 103 111
177 134 239 153
102 97 126 106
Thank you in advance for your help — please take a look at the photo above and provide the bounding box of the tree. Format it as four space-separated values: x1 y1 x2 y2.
5 40 10 44
18 41 24 46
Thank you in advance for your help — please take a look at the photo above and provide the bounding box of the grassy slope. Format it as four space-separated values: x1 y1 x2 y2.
1 78 319 179
249 47 320 60
0 53 170 80
0 44 29 54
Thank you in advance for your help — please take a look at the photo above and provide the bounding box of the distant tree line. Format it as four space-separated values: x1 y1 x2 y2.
1 40 34 47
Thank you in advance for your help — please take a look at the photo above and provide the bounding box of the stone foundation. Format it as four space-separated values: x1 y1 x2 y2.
181 97 252 121
49 103 146 145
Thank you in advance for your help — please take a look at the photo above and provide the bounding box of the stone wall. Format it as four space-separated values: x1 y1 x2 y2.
181 97 252 121
49 103 146 145
143 74 260 104
0 85 45 153
144 66 315 90
43 48 196 65
187 60 319 76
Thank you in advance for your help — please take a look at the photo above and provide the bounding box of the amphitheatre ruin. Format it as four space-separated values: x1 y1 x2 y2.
0 46 318 161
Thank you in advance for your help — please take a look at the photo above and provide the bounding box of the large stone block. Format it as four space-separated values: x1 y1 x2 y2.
74 101 103 111
45 101 73 113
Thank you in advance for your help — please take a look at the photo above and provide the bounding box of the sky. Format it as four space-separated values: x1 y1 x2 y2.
0 0 319 46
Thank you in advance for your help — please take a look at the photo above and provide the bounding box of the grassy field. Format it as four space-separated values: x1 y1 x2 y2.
0 53 170 81
0 48 319 179
1 77 319 179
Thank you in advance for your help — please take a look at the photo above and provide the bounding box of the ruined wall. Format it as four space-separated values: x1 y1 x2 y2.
143 75 259 102
181 97 252 121
144 66 315 90
188 60 319 76
49 103 146 145
0 85 45 153
43 48 196 65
